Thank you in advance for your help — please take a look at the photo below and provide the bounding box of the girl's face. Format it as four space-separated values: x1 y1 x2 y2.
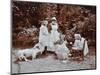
42 20 48 26
51 20 56 25
44 21 48 25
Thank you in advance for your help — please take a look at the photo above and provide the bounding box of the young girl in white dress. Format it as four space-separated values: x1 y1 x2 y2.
71 34 89 60
39 20 49 48
50 17 60 44
47 17 60 51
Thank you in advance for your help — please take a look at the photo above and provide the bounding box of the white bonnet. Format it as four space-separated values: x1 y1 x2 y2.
74 34 81 40
51 17 57 21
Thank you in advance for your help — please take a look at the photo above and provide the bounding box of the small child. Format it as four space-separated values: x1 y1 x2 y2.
72 34 83 50
71 34 84 60
55 40 70 60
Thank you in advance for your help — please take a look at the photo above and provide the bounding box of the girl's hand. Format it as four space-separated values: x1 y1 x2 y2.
70 42 73 45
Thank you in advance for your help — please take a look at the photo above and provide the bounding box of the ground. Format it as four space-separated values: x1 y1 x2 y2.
11 47 96 74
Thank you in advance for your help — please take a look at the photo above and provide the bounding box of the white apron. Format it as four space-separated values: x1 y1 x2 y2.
39 25 49 47
50 23 60 43
81 38 89 56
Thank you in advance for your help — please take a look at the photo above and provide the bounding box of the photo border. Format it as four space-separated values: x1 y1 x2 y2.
10 0 97 74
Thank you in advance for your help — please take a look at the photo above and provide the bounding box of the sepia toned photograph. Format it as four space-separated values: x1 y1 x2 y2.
11 0 96 74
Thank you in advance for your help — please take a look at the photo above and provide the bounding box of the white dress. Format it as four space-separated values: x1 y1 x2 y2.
50 23 60 43
72 37 89 56
39 25 49 47
54 41 70 59
47 33 54 51
47 23 60 51
81 37 89 56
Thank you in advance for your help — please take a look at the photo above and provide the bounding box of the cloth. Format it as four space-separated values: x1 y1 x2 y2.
39 25 49 47
34 43 45 52
72 37 89 56
72 40 83 50
50 23 60 43
81 37 89 56
47 33 54 51
55 41 70 59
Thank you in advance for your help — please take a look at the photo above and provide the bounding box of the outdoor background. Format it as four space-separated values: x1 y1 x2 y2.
12 1 96 49
11 1 96 74
0 0 99 75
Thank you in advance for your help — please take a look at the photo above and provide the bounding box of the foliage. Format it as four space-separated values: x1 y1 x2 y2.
12 1 96 48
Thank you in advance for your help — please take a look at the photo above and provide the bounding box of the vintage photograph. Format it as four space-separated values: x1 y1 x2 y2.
11 0 96 74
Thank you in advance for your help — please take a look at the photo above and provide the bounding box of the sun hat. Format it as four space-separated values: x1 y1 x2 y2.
51 17 57 21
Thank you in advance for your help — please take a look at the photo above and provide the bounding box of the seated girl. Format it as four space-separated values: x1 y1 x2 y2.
70 34 84 60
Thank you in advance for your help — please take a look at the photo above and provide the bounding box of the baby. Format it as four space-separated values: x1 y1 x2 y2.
54 40 70 60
